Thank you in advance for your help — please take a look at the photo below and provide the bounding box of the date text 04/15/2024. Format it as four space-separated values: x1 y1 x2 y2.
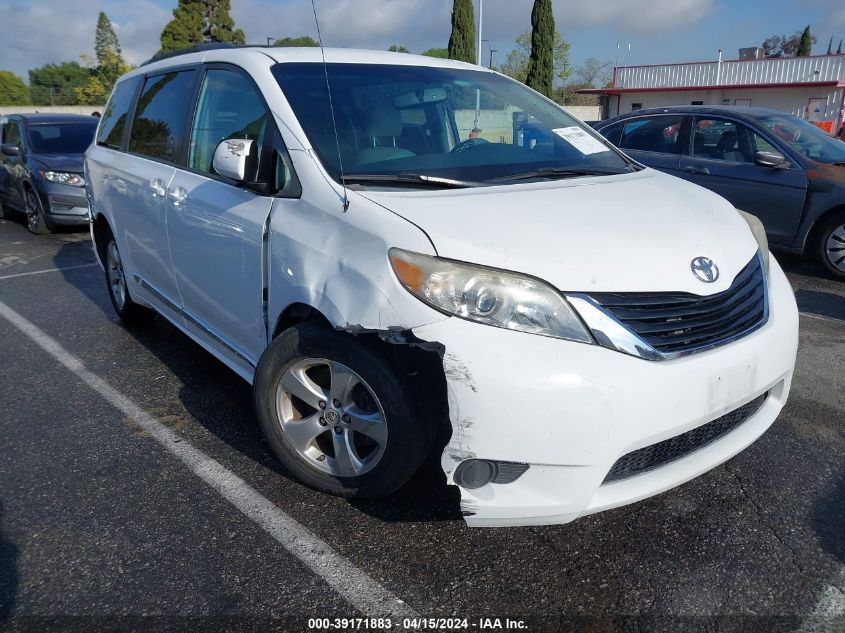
307 617 528 630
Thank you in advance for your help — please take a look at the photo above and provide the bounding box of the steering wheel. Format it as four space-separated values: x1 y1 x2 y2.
451 137 490 153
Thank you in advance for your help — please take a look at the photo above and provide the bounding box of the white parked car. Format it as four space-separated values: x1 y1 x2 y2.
85 45 799 527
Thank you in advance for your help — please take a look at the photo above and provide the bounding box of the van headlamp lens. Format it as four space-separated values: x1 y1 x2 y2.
738 210 769 276
389 248 593 343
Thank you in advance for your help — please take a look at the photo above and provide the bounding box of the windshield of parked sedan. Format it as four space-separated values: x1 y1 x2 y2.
273 63 632 185
758 115 845 164
26 123 97 154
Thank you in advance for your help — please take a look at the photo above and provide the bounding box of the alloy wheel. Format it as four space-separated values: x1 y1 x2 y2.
25 190 41 233
825 224 845 274
275 358 388 477
106 241 127 310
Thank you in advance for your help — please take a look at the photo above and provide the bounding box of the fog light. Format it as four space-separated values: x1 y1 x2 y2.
454 460 497 489
454 459 530 489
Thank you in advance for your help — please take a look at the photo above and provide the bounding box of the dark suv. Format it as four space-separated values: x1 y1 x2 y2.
0 113 98 234
594 106 845 279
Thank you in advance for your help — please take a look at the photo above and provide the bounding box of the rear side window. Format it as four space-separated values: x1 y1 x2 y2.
129 71 197 163
598 121 624 145
619 115 683 155
97 76 141 149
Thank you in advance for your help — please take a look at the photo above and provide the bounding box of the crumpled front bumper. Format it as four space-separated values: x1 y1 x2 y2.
412 258 799 527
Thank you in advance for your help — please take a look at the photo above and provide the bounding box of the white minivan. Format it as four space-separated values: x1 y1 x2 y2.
85 45 799 527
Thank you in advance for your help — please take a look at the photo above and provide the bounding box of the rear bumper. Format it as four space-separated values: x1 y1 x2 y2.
412 257 799 527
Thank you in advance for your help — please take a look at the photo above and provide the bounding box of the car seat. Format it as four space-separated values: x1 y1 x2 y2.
716 130 746 162
357 101 416 165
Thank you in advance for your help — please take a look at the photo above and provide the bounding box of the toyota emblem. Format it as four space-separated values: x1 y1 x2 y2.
690 256 719 283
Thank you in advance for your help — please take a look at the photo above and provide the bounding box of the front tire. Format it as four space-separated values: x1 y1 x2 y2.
254 323 433 499
104 232 156 325
816 210 845 280
25 188 52 235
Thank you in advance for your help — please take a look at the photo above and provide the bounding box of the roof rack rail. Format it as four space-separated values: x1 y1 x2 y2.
141 43 258 67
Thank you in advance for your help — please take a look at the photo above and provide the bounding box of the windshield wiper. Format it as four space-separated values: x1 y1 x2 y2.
485 166 628 183
343 173 480 189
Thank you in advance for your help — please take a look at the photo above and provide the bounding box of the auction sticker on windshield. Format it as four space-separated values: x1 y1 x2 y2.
552 126 610 155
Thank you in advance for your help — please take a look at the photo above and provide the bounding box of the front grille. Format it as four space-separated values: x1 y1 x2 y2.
602 393 768 484
588 255 766 355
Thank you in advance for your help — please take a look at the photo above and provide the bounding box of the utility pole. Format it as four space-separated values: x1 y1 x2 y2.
482 39 496 68
266 36 273 46
477 0 483 66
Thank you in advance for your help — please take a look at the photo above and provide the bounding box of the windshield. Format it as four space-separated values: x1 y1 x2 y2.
758 115 845 165
272 63 632 186
27 122 97 154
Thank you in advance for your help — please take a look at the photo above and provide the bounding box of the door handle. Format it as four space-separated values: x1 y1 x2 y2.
148 178 166 198
167 186 187 207
684 166 710 176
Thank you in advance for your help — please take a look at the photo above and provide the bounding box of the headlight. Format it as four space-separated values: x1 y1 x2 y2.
389 248 593 343
40 171 85 187
738 210 769 275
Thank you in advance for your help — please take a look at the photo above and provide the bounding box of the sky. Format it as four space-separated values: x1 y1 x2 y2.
2 0 845 82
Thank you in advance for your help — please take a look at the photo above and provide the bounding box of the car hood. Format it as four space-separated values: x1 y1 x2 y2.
359 169 760 294
30 153 84 173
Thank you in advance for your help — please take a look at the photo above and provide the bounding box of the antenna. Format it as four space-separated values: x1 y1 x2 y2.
311 0 349 212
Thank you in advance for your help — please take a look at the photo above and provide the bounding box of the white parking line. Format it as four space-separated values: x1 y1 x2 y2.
0 299 416 619
799 311 845 326
0 263 98 281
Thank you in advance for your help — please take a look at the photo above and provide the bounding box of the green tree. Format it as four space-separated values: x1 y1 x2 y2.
499 31 570 85
388 44 410 53
75 75 107 105
421 47 449 58
160 0 245 53
797 25 813 56
0 71 31 106
28 61 91 105
762 29 816 57
827 36 833 55
96 12 121 64
447 0 475 64
526 0 555 96
273 35 319 47
95 13 128 91
838 40 843 54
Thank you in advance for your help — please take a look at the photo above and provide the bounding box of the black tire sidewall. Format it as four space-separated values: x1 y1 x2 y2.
817 210 845 280
103 234 155 325
25 188 50 235
254 323 431 499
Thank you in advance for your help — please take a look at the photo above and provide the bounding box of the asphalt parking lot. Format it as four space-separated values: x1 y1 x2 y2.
0 216 843 633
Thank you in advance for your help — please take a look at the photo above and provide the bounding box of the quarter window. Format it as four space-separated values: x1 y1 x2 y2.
97 76 141 149
618 116 683 155
690 118 753 163
129 71 197 163
188 69 268 174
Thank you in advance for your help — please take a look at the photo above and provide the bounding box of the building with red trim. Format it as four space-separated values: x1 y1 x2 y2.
579 52 845 134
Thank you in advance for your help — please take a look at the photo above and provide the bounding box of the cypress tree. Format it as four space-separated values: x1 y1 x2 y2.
797 25 813 56
827 36 833 55
525 0 555 97
160 0 245 53
447 0 476 64
838 40 843 54
95 12 121 65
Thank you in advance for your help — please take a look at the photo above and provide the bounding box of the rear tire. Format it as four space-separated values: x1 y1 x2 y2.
103 230 156 325
24 188 52 235
254 322 433 499
816 210 845 280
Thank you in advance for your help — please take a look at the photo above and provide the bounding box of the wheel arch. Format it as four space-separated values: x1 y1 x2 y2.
805 203 845 255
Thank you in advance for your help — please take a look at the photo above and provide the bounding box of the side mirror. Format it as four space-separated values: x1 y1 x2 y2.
1 143 20 157
212 138 256 182
754 150 787 168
